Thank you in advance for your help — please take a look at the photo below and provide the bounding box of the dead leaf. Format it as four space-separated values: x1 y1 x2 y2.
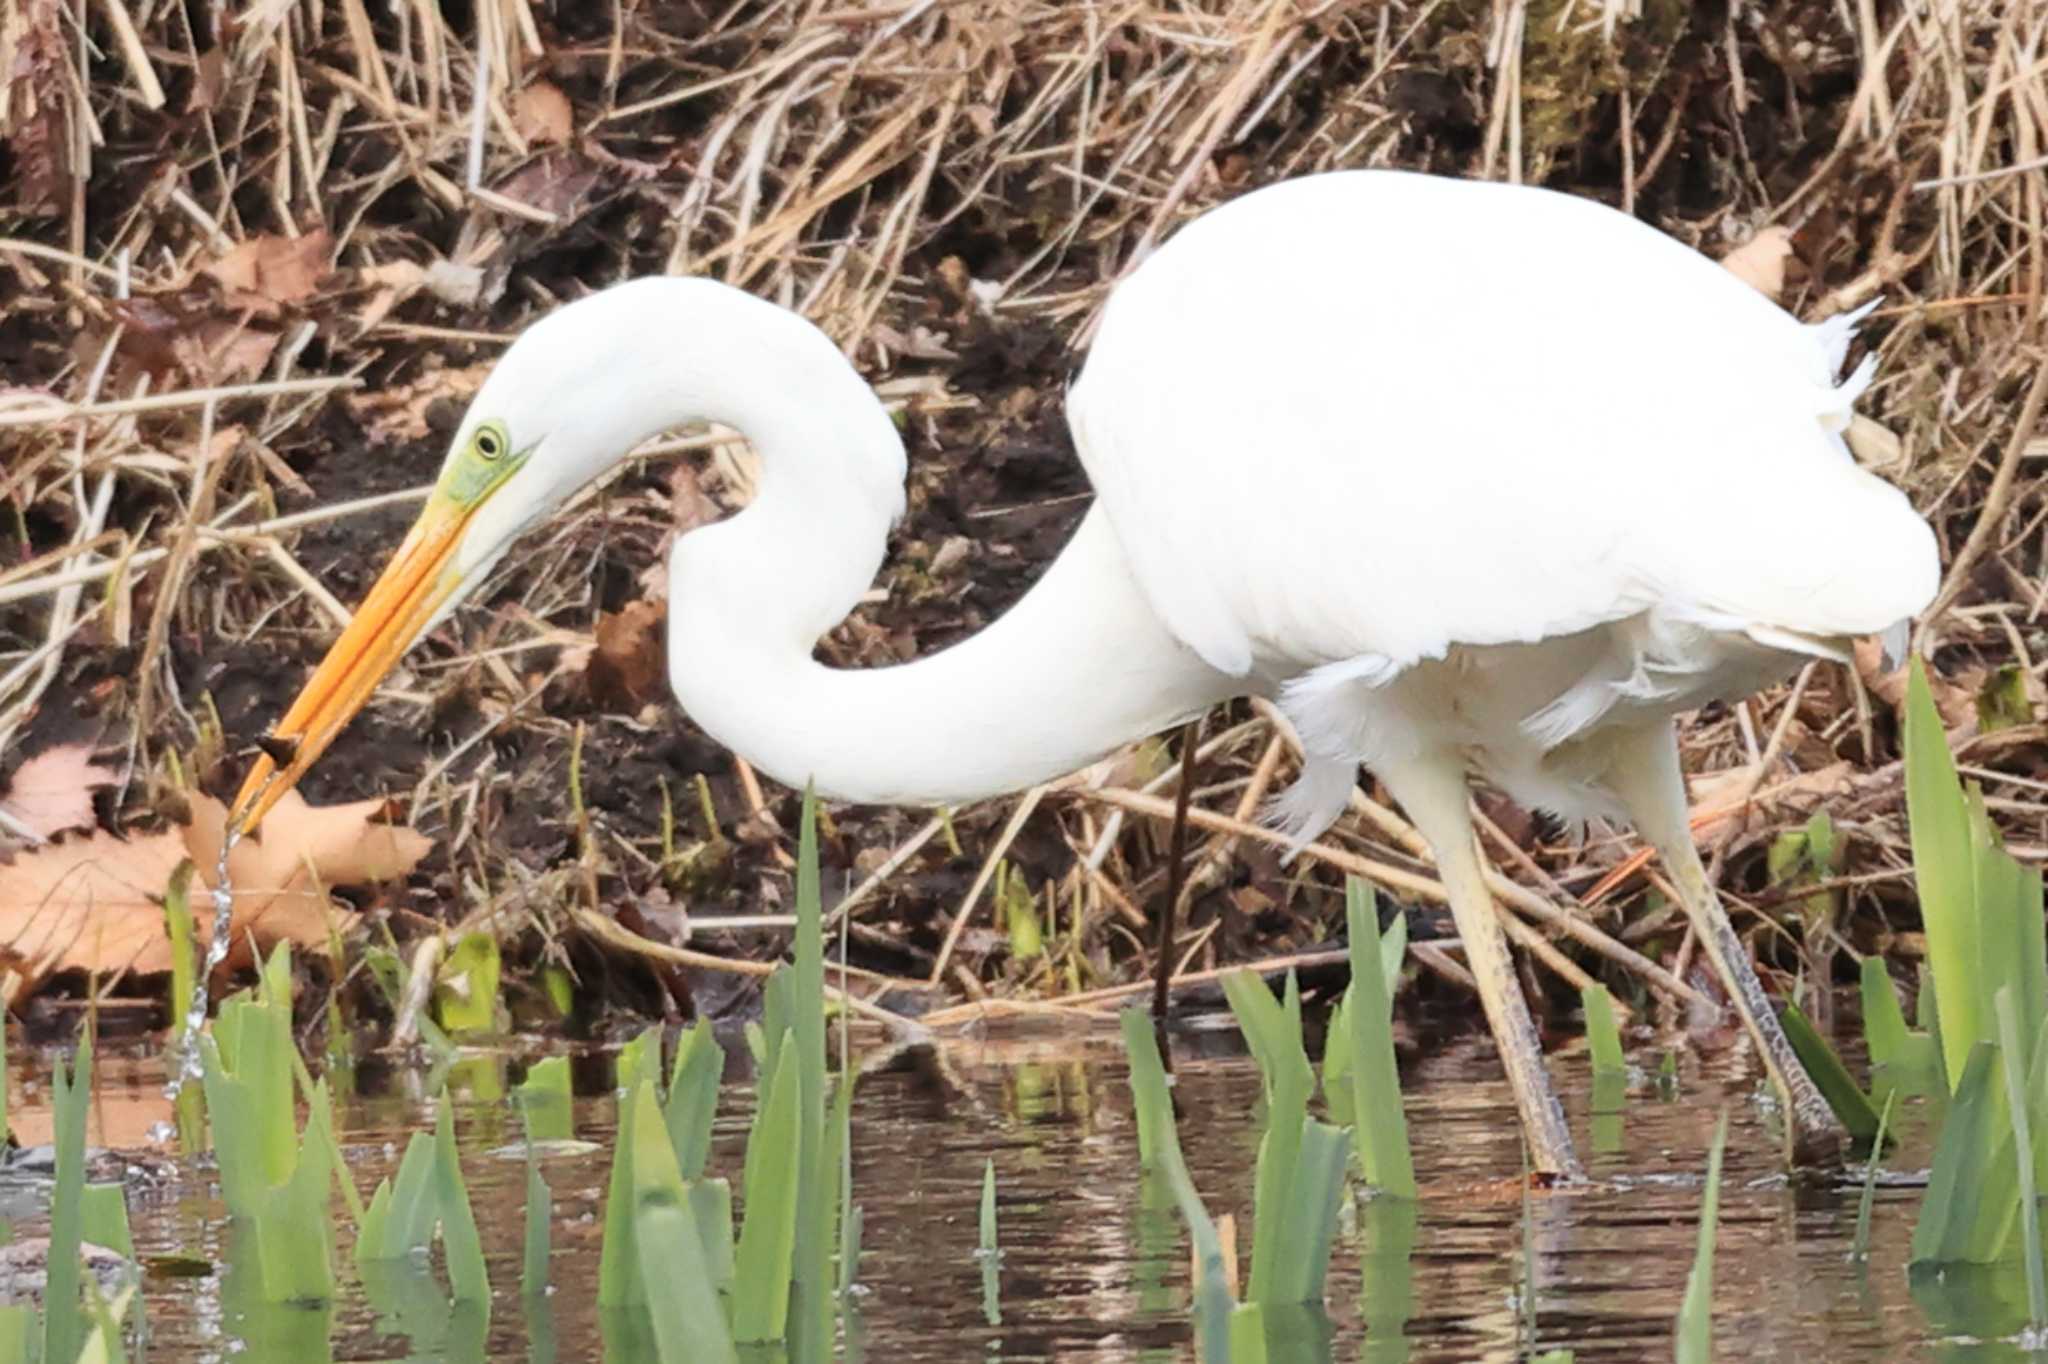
495 151 601 221
585 599 668 710
0 792 429 999
514 80 574 145
343 360 494 443
1854 638 1981 729
1720 226 1796 300
0 744 118 840
202 230 334 315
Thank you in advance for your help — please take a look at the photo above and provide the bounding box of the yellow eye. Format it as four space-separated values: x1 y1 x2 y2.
474 425 506 460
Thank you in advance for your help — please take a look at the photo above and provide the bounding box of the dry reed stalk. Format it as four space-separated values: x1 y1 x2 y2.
2 0 2046 1019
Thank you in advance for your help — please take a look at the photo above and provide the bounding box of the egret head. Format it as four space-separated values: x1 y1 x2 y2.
227 294 651 835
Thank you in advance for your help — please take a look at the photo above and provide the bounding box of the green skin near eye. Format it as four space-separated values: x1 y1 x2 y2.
438 418 531 506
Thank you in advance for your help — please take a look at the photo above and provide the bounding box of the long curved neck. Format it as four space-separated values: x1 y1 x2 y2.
636 287 1232 806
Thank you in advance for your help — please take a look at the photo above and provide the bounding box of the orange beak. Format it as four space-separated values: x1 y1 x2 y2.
229 493 473 835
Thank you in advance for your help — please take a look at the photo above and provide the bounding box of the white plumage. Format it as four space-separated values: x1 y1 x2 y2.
236 169 1938 1179
1072 171 1932 840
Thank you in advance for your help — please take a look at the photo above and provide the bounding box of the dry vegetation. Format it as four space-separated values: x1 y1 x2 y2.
0 0 2044 1045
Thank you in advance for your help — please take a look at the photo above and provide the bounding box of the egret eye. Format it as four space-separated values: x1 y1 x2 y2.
473 425 506 461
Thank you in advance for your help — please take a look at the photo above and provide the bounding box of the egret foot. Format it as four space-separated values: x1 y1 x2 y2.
1603 725 1849 1163
1379 751 1586 1182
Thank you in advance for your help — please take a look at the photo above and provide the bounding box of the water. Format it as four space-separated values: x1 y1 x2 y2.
3 1026 2036 1361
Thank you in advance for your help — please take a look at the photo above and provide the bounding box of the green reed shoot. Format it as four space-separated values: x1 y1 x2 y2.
517 1054 575 1145
617 1023 664 1096
517 1055 571 1298
1220 968 1351 1308
733 1042 802 1340
1779 1002 1883 1146
433 931 503 1036
1852 1090 1897 1262
1120 1008 1249 1361
1995 988 2047 1326
1899 657 2048 1270
1673 1111 1728 1364
1904 658 2047 1086
523 1141 553 1300
164 857 207 1152
979 1158 1001 1326
1581 984 1625 1075
44 1036 91 1363
1338 879 1415 1197
0 1307 30 1363
622 1080 737 1364
665 1024 722 1177
80 1185 133 1260
598 788 841 1350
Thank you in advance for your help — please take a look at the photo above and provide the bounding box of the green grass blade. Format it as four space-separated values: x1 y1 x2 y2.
80 1184 133 1259
0 1307 33 1364
833 1072 858 1299
1995 988 2048 1326
1912 1042 2015 1266
164 860 197 1049
44 1037 91 1364
979 1158 1001 1322
732 1040 801 1341
516 1055 575 1146
434 1102 491 1312
1270 1119 1351 1305
979 1157 997 1253
689 1177 736 1293
616 1023 665 1097
598 1081 646 1308
1859 957 1912 1071
790 787 832 1340
1778 1003 1882 1146
434 931 502 1035
664 1024 723 1180
626 1081 739 1364
1225 1302 1270 1364
1120 1009 1235 1353
1673 1110 1728 1364
1852 1089 1898 1261
523 1146 553 1299
1904 657 1984 1085
1581 984 1625 1075
1359 1196 1419 1353
374 1132 442 1259
1222 969 1312 1305
1345 880 1415 1197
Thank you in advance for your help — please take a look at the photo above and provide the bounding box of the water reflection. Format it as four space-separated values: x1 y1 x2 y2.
0 1025 2020 1360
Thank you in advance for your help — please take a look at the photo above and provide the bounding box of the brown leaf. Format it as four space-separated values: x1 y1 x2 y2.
0 744 119 839
1719 226 1796 301
343 360 494 443
495 151 601 221
586 600 668 710
514 79 574 145
201 230 334 315
0 792 429 998
1854 638 1980 728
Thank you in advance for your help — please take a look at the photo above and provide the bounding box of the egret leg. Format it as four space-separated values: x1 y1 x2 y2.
1378 752 1584 1181
1600 723 1844 1158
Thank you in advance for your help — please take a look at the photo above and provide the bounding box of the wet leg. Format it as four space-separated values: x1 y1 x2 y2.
1378 751 1584 1181
1601 723 1844 1159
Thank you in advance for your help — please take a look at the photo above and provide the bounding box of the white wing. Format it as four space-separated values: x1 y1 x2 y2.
1068 171 1936 689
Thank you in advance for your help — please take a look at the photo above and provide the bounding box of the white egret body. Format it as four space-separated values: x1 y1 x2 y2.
235 171 1938 1177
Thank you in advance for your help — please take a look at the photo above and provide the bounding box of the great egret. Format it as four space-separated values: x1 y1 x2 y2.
232 170 1937 1178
